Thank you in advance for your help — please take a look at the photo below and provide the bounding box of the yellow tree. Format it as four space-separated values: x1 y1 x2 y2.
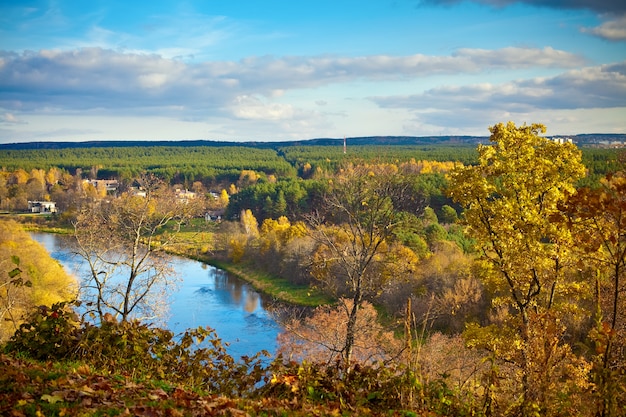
447 122 587 415
259 216 307 253
219 189 230 207
29 169 47 199
9 169 29 185
0 219 77 341
45 167 63 188
240 209 259 238
227 209 260 263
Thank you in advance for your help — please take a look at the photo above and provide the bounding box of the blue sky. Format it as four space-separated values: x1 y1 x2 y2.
0 0 624 143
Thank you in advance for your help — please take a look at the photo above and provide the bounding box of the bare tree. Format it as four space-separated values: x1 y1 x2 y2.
73 174 203 324
306 164 425 366
278 299 402 366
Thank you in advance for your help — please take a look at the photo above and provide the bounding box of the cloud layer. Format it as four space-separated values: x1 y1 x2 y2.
0 47 588 117
372 62 626 111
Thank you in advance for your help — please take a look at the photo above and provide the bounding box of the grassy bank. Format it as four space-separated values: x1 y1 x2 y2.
208 259 332 307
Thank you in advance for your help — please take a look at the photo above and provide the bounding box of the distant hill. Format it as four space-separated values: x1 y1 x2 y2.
1 134 625 150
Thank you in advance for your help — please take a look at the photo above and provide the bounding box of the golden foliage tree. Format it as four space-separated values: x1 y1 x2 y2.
447 122 587 415
0 219 77 341
219 189 230 207
259 216 307 256
240 209 259 238
237 170 260 188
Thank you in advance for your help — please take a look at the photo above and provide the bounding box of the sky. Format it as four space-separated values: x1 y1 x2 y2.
0 0 625 144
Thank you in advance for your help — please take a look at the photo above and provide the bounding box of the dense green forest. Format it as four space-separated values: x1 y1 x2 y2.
0 146 297 183
1 141 621 183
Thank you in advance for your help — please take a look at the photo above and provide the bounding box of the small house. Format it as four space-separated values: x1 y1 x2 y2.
28 201 58 213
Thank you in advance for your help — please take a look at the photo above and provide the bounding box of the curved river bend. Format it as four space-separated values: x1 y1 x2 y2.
30 232 282 358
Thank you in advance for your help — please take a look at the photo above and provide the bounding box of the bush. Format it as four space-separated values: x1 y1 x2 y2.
5 306 270 396
5 301 80 360
77 319 270 396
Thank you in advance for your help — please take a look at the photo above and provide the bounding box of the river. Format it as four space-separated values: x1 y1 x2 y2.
30 232 282 358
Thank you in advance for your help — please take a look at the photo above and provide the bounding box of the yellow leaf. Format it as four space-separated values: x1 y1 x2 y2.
79 385 96 395
41 394 63 404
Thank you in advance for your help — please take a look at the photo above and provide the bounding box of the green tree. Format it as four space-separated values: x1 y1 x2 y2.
273 190 287 217
440 204 458 224
425 223 447 247
421 206 438 225
447 122 587 415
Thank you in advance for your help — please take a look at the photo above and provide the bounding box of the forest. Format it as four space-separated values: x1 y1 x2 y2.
0 122 625 416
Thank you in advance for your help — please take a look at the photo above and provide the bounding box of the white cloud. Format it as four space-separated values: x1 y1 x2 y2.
581 15 626 41
371 61 626 112
232 95 295 120
367 61 626 134
0 45 620 141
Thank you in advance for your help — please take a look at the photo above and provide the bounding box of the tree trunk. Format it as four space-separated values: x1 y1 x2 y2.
343 288 362 367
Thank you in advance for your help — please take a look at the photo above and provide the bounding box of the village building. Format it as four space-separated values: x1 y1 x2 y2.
83 179 119 194
175 188 196 203
28 201 58 213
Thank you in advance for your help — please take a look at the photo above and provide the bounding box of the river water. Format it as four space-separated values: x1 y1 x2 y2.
30 232 282 358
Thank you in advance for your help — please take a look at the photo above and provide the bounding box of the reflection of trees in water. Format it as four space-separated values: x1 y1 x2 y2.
244 292 259 313
212 268 259 312
214 269 243 304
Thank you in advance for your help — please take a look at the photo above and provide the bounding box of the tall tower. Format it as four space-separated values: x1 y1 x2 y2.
343 136 346 154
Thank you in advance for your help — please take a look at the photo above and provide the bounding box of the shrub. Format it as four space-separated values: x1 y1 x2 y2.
5 301 80 360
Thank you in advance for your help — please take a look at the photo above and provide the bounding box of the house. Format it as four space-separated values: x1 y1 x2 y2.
129 187 147 198
84 179 119 193
28 201 58 213
175 189 196 203
551 137 573 144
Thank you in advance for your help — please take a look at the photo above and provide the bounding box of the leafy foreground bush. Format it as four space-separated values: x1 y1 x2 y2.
1 302 472 416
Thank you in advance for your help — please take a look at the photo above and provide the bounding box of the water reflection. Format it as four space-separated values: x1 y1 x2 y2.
30 232 281 358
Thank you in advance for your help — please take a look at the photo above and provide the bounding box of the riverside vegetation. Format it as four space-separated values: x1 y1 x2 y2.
0 122 625 416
